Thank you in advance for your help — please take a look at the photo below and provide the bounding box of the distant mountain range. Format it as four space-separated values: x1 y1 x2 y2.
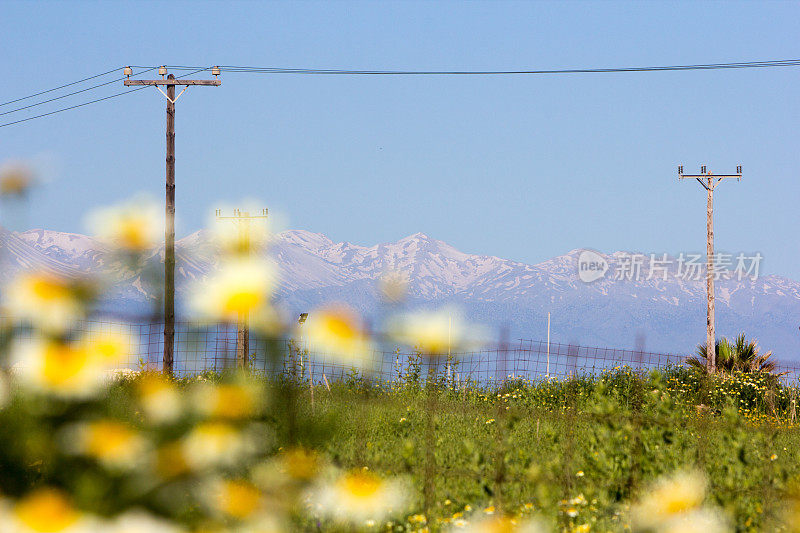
2 227 799 360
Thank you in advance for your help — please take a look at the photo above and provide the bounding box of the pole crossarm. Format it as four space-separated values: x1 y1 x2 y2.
124 79 221 86
678 174 741 179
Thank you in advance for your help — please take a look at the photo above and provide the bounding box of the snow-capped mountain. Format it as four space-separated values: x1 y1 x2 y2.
2 227 799 359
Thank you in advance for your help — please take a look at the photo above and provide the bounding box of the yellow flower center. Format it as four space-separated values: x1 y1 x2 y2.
340 472 382 500
323 314 357 340
137 374 171 396
211 385 256 419
193 422 237 449
483 517 516 533
116 218 150 250
283 448 319 480
90 334 129 363
14 489 80 532
84 421 137 460
42 343 91 387
30 277 72 303
222 290 262 315
218 480 261 519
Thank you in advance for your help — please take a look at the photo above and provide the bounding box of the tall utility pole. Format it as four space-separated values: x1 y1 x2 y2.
215 208 269 368
124 66 221 375
678 165 741 373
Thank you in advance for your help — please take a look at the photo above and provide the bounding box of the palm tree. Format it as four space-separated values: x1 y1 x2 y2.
686 334 781 375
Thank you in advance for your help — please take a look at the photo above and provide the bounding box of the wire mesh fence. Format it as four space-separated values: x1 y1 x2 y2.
4 315 800 384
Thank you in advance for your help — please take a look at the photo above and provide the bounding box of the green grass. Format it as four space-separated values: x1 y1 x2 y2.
281 366 800 531
3 364 800 531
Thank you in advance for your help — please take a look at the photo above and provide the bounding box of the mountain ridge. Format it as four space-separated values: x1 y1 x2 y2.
2 227 799 358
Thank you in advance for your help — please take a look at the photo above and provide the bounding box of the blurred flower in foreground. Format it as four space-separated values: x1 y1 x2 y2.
379 270 409 303
631 470 728 533
0 487 94 532
191 379 265 420
280 447 320 482
136 373 183 424
78 324 133 366
0 162 35 197
154 441 190 480
61 419 149 471
10 338 107 399
205 478 265 521
253 447 321 490
301 305 373 368
105 510 183 533
307 469 409 525
182 422 257 470
87 196 162 252
451 515 546 532
237 513 288 533
189 257 281 332
210 208 271 257
388 307 485 355
4 271 91 333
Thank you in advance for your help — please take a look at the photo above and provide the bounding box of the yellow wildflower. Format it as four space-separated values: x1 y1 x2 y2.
87 196 162 252
209 479 263 520
136 373 183 424
454 515 545 532
307 470 409 524
10 338 106 398
388 308 485 355
1 488 93 532
63 419 148 470
182 422 255 470
4 272 88 332
632 470 708 531
189 257 280 332
192 380 264 420
209 205 271 256
301 305 373 367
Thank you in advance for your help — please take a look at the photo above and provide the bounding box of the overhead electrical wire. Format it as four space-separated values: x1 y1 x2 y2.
0 87 149 129
0 68 157 117
0 67 120 107
155 58 800 75
0 68 207 129
1 59 798 129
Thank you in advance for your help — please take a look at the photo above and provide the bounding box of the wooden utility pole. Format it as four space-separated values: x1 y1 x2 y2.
124 66 221 375
678 165 741 373
164 76 176 374
215 208 269 368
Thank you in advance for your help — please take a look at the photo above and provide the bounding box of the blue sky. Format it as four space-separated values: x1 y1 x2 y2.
1 1 799 277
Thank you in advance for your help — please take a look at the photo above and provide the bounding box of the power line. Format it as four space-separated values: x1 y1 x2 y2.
1 58 798 129
0 68 208 129
0 67 120 107
0 68 157 118
154 58 800 75
0 87 148 128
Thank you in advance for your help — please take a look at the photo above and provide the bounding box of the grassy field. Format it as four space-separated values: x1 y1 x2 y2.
3 360 800 532
268 365 800 531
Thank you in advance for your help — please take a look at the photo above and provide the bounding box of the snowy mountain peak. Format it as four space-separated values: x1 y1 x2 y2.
278 229 334 250
19 229 104 255
1 227 799 357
